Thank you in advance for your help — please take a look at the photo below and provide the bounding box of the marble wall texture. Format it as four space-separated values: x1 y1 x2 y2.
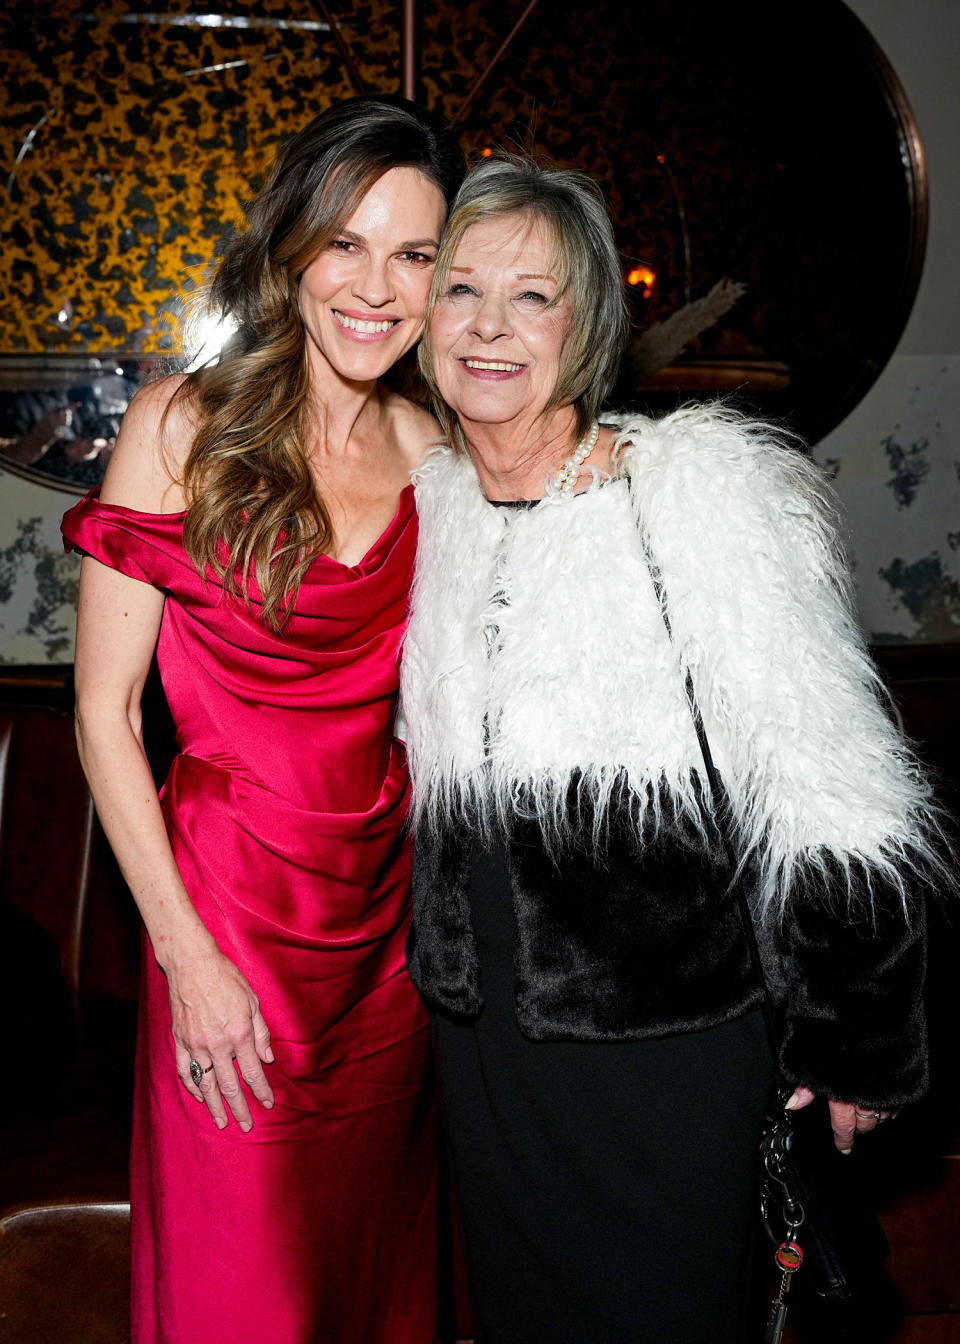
0 470 79 663
814 355 960 643
811 0 960 646
0 0 956 662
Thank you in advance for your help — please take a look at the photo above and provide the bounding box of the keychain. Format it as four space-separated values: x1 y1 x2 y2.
764 1236 804 1344
760 1118 806 1344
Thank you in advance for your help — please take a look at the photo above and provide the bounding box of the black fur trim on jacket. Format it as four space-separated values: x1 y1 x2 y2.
771 855 928 1109
406 786 930 1109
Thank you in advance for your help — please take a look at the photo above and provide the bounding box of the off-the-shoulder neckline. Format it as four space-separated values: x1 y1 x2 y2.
81 489 187 520
78 482 415 574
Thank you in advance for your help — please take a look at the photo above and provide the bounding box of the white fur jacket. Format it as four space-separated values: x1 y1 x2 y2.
400 406 946 1107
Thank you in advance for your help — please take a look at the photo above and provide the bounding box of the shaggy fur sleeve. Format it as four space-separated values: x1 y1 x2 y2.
620 405 949 1107
769 861 929 1107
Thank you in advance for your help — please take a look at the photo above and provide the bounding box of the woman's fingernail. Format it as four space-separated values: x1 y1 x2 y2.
784 1094 800 1110
216 1117 227 1130
839 1146 852 1155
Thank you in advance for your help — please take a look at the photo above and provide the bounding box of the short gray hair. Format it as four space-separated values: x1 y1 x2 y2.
419 153 629 448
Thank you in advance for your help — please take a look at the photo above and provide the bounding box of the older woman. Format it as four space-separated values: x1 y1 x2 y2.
400 154 943 1343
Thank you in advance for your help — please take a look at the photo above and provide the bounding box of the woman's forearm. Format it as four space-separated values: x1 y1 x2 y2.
76 696 275 1128
75 702 217 974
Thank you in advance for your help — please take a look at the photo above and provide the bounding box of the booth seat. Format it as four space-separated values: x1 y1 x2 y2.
0 685 141 1212
0 1200 130 1344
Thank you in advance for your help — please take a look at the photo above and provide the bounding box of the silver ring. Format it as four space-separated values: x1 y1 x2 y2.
189 1059 204 1087
855 1108 882 1121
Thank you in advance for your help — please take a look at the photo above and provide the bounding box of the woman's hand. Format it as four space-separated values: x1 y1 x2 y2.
167 947 276 1133
785 1086 896 1155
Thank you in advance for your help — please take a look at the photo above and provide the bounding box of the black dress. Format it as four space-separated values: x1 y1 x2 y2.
432 838 773 1344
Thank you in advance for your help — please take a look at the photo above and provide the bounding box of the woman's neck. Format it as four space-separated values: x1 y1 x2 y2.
305 355 385 462
462 408 581 501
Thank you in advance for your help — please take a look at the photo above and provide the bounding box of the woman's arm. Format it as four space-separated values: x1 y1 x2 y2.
74 382 275 1131
625 407 948 1136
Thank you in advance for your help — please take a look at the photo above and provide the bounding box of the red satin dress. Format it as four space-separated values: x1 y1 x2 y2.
62 487 442 1344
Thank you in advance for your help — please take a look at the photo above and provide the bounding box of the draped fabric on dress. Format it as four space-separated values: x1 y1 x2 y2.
62 487 442 1344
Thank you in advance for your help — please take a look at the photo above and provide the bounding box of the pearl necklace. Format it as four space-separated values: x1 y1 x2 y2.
551 422 600 495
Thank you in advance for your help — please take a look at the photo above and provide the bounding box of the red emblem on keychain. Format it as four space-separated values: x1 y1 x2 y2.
776 1240 804 1272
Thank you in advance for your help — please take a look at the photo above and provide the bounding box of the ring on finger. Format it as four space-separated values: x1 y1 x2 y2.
855 1108 882 1121
188 1058 214 1088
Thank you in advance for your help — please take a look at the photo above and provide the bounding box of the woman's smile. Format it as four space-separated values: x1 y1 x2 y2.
459 356 527 378
332 308 404 340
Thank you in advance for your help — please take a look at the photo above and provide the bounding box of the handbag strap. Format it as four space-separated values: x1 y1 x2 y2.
642 547 783 1064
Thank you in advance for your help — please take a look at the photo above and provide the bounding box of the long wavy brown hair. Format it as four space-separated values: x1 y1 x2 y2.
174 97 463 629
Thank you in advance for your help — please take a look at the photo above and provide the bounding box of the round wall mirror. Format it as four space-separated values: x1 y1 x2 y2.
435 0 927 444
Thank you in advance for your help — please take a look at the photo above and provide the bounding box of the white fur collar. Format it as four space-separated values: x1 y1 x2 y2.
402 406 942 912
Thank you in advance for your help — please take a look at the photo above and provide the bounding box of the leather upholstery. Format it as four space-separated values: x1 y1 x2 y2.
0 1202 130 1343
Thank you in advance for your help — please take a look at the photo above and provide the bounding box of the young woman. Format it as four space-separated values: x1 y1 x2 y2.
62 97 462 1344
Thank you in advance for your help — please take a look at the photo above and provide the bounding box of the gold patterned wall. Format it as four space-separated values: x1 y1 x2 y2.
0 0 479 354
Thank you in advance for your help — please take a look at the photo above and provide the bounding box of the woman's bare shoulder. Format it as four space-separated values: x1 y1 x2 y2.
382 389 443 472
100 373 198 512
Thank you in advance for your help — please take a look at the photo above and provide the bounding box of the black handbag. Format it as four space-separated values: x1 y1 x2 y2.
757 1095 889 1314
644 552 890 1342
